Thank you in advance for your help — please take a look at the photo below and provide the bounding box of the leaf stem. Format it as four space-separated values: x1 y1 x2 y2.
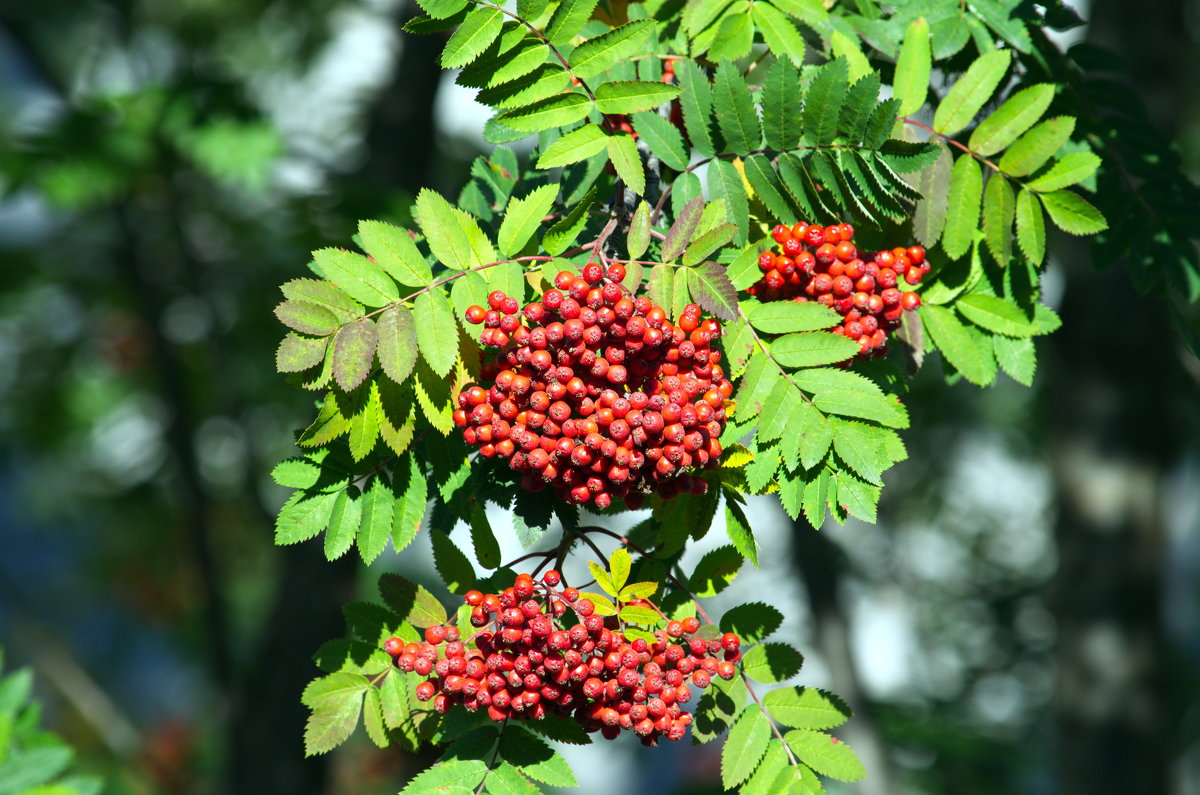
901 116 1000 172
470 0 597 101
742 672 800 767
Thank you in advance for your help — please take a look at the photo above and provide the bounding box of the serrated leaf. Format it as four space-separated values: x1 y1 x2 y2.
399 760 488 794
994 333 1037 385
785 731 866 782
764 687 851 730
627 201 652 259
933 49 1011 136
720 602 783 643
275 300 342 336
1015 188 1046 265
412 289 457 376
359 221 433 288
497 184 558 256
536 124 608 168
379 573 447 627
840 73 881 146
415 0 467 20
710 61 760 156
355 477 395 564
998 115 1075 177
789 400 832 471
314 247 399 308
500 92 593 132
828 418 887 484
860 97 901 150
687 261 739 321
348 383 382 461
631 111 689 172
742 642 804 683
580 591 618 616
324 487 362 560
332 319 377 392
441 7 504 69
743 741 790 795
690 545 743 597
723 500 758 567
771 331 859 368
485 762 541 795
606 133 645 195
830 30 871 81
744 300 839 333
569 20 653 78
594 81 681 114
619 581 658 600
277 332 329 373
753 4 806 66
982 173 1016 264
619 604 660 625
707 159 749 244
1038 189 1107 235
969 83 1054 156
587 560 618 597
706 13 753 61
956 293 1037 337
803 58 848 147
919 303 989 384
646 265 675 317
721 706 771 789
607 547 631 590
911 142 953 247
304 678 366 756
1027 151 1102 192
498 727 578 787
415 189 473 270
942 154 983 260
760 59 801 152
675 59 716 156
894 17 931 115
275 490 338 545
544 0 600 46
543 185 596 255
431 530 476 594
813 388 908 428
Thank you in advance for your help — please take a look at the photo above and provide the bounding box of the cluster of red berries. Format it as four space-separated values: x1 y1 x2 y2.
748 222 928 358
383 571 742 745
454 263 732 508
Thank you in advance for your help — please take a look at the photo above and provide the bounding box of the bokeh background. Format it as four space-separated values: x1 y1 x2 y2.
1 1 1199 793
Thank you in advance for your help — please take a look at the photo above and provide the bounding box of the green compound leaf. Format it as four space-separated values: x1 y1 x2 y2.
941 154 983 260
415 0 467 20
707 159 749 244
690 545 743 597
324 486 362 560
712 61 761 155
415 189 473 270
498 726 578 787
484 762 541 795
313 247 399 308
761 58 802 151
804 58 849 147
743 154 799 225
744 300 840 333
632 111 689 172
276 490 338 545
982 173 1016 265
969 83 1055 156
675 58 716 156
893 17 931 116
720 602 783 643
1015 188 1046 265
303 673 368 755
911 142 953 247
275 300 341 336
830 417 899 484
721 705 772 789
662 196 704 262
379 573 447 627
277 333 329 373
813 388 908 428
998 115 1075 176
724 499 759 566
399 759 488 794
764 687 852 730
627 201 652 259
1027 151 1102 192
684 223 738 268
742 740 791 795
391 454 428 553
956 293 1037 337
840 72 881 145
606 132 645 195
359 220 433 287
920 303 990 385
933 48 1011 136
536 123 608 168
568 20 654 79
705 14 753 62
440 7 504 69
784 730 867 782
497 184 558 256
412 288 457 376
594 81 681 115
544 0 600 46
771 331 860 368
499 92 593 132
994 334 1037 385
356 476 395 565
752 3 806 66
742 642 804 683
543 184 597 255
1038 189 1108 235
